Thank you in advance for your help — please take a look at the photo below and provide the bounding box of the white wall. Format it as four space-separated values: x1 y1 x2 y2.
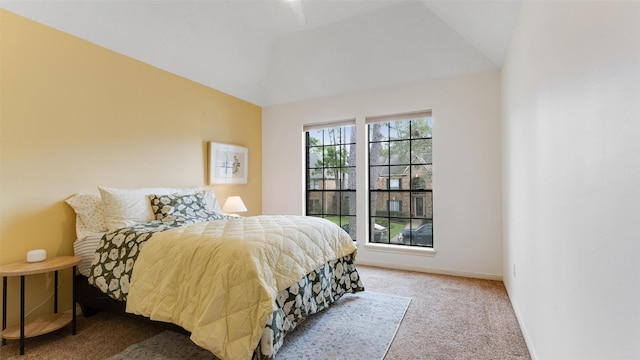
502 2 640 359
263 71 503 279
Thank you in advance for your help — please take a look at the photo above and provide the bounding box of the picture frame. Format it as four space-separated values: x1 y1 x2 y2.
208 142 248 184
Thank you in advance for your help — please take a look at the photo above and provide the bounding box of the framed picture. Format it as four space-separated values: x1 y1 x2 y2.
208 142 248 184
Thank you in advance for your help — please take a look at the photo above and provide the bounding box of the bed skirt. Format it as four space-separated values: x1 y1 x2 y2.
254 253 364 359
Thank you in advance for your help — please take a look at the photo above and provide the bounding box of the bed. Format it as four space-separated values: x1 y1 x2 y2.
66 186 364 360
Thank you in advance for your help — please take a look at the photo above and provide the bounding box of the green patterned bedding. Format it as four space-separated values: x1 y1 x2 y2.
88 217 364 360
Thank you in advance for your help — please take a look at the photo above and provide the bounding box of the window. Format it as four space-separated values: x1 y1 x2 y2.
305 124 357 240
309 179 321 190
309 199 321 212
368 113 433 247
388 200 402 212
388 178 401 190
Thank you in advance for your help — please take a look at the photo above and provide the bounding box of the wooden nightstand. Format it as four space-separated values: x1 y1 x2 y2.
1 256 81 355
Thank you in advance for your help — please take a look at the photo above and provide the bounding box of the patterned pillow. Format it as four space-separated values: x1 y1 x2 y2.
148 193 221 223
65 193 107 239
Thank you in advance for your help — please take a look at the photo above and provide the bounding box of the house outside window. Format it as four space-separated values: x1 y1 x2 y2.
368 112 433 247
305 123 357 240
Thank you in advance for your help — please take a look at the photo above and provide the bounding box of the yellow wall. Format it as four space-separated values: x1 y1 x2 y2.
0 10 262 327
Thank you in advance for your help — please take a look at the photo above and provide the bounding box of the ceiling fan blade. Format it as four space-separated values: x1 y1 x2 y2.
288 0 307 26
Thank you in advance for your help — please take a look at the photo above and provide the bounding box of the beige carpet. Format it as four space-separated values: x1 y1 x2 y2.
0 265 530 360
363 266 530 360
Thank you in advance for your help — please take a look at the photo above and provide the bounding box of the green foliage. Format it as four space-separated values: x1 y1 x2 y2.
308 136 320 147
308 128 352 178
380 118 433 164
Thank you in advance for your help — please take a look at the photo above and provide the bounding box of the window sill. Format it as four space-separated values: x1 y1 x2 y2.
363 242 437 256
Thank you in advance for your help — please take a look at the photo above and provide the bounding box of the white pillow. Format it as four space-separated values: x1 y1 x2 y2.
200 189 223 215
65 193 107 240
98 186 222 231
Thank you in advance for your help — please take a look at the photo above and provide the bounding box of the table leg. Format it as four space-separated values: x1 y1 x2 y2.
54 270 59 313
20 275 25 355
2 276 6 346
72 266 77 335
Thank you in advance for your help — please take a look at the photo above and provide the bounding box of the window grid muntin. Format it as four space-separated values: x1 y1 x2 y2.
368 117 433 247
305 126 357 240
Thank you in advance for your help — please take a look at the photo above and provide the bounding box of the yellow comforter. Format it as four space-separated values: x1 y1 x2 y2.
126 215 357 360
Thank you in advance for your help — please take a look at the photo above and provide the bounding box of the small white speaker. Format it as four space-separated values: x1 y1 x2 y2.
27 249 46 263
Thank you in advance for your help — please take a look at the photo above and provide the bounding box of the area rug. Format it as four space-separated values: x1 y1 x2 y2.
108 291 411 360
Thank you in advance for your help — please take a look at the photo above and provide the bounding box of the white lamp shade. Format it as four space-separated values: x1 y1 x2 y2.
222 196 248 213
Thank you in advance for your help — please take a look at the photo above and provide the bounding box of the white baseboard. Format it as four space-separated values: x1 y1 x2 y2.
356 259 503 281
504 284 537 360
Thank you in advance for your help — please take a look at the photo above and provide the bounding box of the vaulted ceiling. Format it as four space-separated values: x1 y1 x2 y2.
0 0 522 106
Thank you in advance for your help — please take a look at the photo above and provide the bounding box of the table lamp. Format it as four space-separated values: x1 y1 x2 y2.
222 196 247 216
